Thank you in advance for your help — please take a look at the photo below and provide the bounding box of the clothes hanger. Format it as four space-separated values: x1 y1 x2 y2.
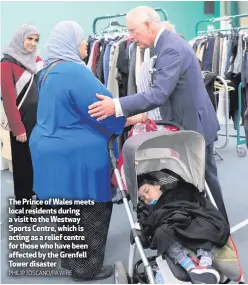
95 19 126 35
214 81 235 92
94 23 127 40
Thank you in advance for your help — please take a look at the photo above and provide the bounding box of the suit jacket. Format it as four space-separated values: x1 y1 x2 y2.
119 30 220 145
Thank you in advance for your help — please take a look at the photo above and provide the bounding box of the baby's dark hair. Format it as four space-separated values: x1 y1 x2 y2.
137 173 160 188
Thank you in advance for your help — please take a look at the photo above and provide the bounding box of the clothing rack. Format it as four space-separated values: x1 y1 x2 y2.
92 7 168 34
195 13 248 36
214 76 230 155
237 83 247 157
197 26 248 37
194 14 248 157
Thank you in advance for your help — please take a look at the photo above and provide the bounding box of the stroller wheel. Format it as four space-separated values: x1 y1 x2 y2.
114 261 129 284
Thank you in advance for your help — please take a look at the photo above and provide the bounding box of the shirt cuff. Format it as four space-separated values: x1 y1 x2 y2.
10 122 26 137
113 98 124 117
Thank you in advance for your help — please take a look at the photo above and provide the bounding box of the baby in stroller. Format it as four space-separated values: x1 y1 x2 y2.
137 170 230 284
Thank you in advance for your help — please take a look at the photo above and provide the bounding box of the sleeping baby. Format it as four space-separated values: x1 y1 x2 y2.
137 171 230 284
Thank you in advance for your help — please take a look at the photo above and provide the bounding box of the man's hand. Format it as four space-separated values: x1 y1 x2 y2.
16 132 27 143
88 94 115 121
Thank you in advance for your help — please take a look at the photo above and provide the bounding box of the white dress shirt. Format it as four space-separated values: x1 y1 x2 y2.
137 56 163 126
114 28 165 117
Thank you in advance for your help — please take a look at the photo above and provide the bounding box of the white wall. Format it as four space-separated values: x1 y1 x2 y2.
238 2 248 14
239 2 248 26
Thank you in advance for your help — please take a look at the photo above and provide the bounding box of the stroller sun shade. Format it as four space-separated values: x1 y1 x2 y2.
122 130 206 209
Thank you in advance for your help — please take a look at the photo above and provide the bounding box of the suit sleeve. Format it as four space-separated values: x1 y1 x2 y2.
1 62 25 136
69 67 126 136
119 48 182 117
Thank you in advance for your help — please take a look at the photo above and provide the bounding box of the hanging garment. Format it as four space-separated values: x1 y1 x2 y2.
227 35 239 74
103 40 114 87
233 35 244 75
125 39 132 59
191 33 247 128
96 39 108 83
221 37 228 77
116 40 129 98
87 40 99 72
202 71 218 111
225 73 241 126
203 38 215 72
196 39 205 60
241 49 248 130
218 37 224 76
107 37 126 98
91 41 100 75
212 36 220 74
241 50 248 87
127 43 137 95
242 88 247 125
84 36 96 65
199 41 207 69
224 37 233 75
191 37 206 70
192 38 203 52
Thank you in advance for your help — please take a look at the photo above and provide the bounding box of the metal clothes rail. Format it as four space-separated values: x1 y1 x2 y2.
236 83 247 157
195 13 248 36
92 7 168 34
195 14 248 157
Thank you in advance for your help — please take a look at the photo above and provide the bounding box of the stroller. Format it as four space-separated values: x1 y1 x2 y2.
108 121 245 284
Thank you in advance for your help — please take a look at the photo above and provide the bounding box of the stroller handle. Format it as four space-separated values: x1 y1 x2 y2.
108 125 132 168
107 120 183 168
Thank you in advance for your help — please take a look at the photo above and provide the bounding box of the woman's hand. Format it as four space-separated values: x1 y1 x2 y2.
125 113 148 126
16 132 27 143
133 113 148 124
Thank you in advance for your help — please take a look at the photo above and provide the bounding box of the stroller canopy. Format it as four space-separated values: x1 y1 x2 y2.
122 130 206 208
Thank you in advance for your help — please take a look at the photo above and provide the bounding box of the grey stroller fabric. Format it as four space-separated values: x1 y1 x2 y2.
123 130 206 209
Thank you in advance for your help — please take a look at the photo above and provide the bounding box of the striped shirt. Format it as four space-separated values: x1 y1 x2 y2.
137 55 162 122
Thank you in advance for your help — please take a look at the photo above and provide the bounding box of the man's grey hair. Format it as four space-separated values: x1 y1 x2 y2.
126 6 161 23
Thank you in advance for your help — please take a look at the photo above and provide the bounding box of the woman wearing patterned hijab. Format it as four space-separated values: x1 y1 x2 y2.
1 24 43 217
29 21 145 281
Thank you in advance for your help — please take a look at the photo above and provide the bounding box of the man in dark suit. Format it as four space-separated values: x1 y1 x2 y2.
88 6 228 223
